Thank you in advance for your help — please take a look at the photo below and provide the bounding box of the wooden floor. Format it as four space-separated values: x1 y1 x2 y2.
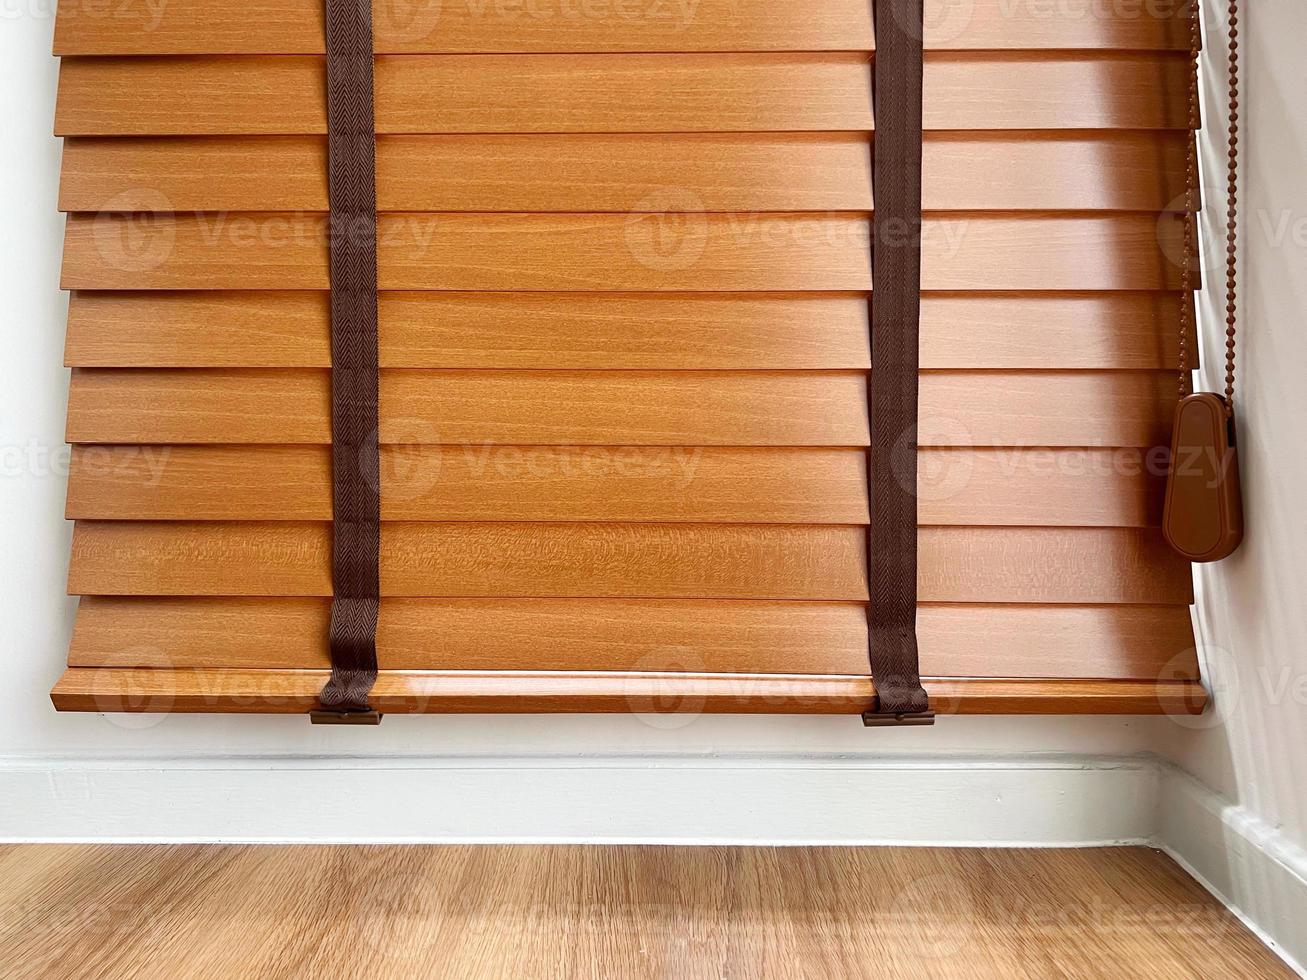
0 845 1289 979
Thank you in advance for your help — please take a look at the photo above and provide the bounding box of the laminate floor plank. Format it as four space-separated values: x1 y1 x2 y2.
0 845 1289 979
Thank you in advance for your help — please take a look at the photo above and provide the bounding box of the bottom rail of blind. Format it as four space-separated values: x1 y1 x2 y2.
51 669 1206 716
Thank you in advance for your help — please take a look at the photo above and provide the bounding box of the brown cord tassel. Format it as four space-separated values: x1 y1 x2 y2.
1162 0 1245 564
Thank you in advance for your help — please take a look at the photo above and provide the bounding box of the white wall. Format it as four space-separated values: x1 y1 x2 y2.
1160 0 1307 833
1161 0 1307 840
1152 1 1307 968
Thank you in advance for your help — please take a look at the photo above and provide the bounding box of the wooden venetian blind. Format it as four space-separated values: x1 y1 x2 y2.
51 0 1207 717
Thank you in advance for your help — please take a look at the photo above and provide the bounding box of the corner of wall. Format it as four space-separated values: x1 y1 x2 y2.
1156 761 1307 976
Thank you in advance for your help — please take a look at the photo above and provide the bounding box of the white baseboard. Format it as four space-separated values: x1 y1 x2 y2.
5 752 1302 974
1156 763 1307 976
0 752 1157 846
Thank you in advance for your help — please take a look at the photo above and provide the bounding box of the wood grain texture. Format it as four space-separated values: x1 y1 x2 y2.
57 133 1190 213
48 667 1206 715
918 371 1177 449
56 54 874 135
920 526 1192 605
925 53 1190 132
67 596 1200 680
922 132 1191 213
916 448 1165 527
53 54 1189 136
65 522 1193 603
60 213 1187 292
62 134 873 213
66 367 334 445
6 847 1289 978
64 445 1163 527
68 521 869 599
53 0 879 54
918 293 1193 372
920 215 1185 293
51 11 1204 719
64 291 872 369
65 369 1176 448
63 290 1192 371
65 445 868 524
52 0 1189 54
65 369 870 446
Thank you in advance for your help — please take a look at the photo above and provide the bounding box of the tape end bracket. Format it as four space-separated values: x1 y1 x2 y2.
309 709 384 726
861 710 936 728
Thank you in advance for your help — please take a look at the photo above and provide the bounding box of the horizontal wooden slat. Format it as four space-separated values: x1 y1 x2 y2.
923 526 1192 604
924 53 1189 132
62 212 866 292
918 294 1192 372
918 449 1164 527
49 668 1208 715
921 132 1191 213
53 54 1189 136
66 522 1193 603
65 445 1163 527
60 213 1186 292
65 367 327 445
67 597 1200 681
68 521 868 599
56 54 872 135
63 134 871 213
918 215 1185 293
919 371 1177 449
64 292 869 369
64 369 1176 448
57 133 1190 213
52 0 878 55
915 604 1198 680
65 446 866 524
63 291 1191 371
62 446 863 523
52 0 1188 56
65 369 869 446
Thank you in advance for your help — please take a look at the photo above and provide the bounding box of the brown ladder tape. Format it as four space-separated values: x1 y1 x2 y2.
864 0 933 726
314 0 382 724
